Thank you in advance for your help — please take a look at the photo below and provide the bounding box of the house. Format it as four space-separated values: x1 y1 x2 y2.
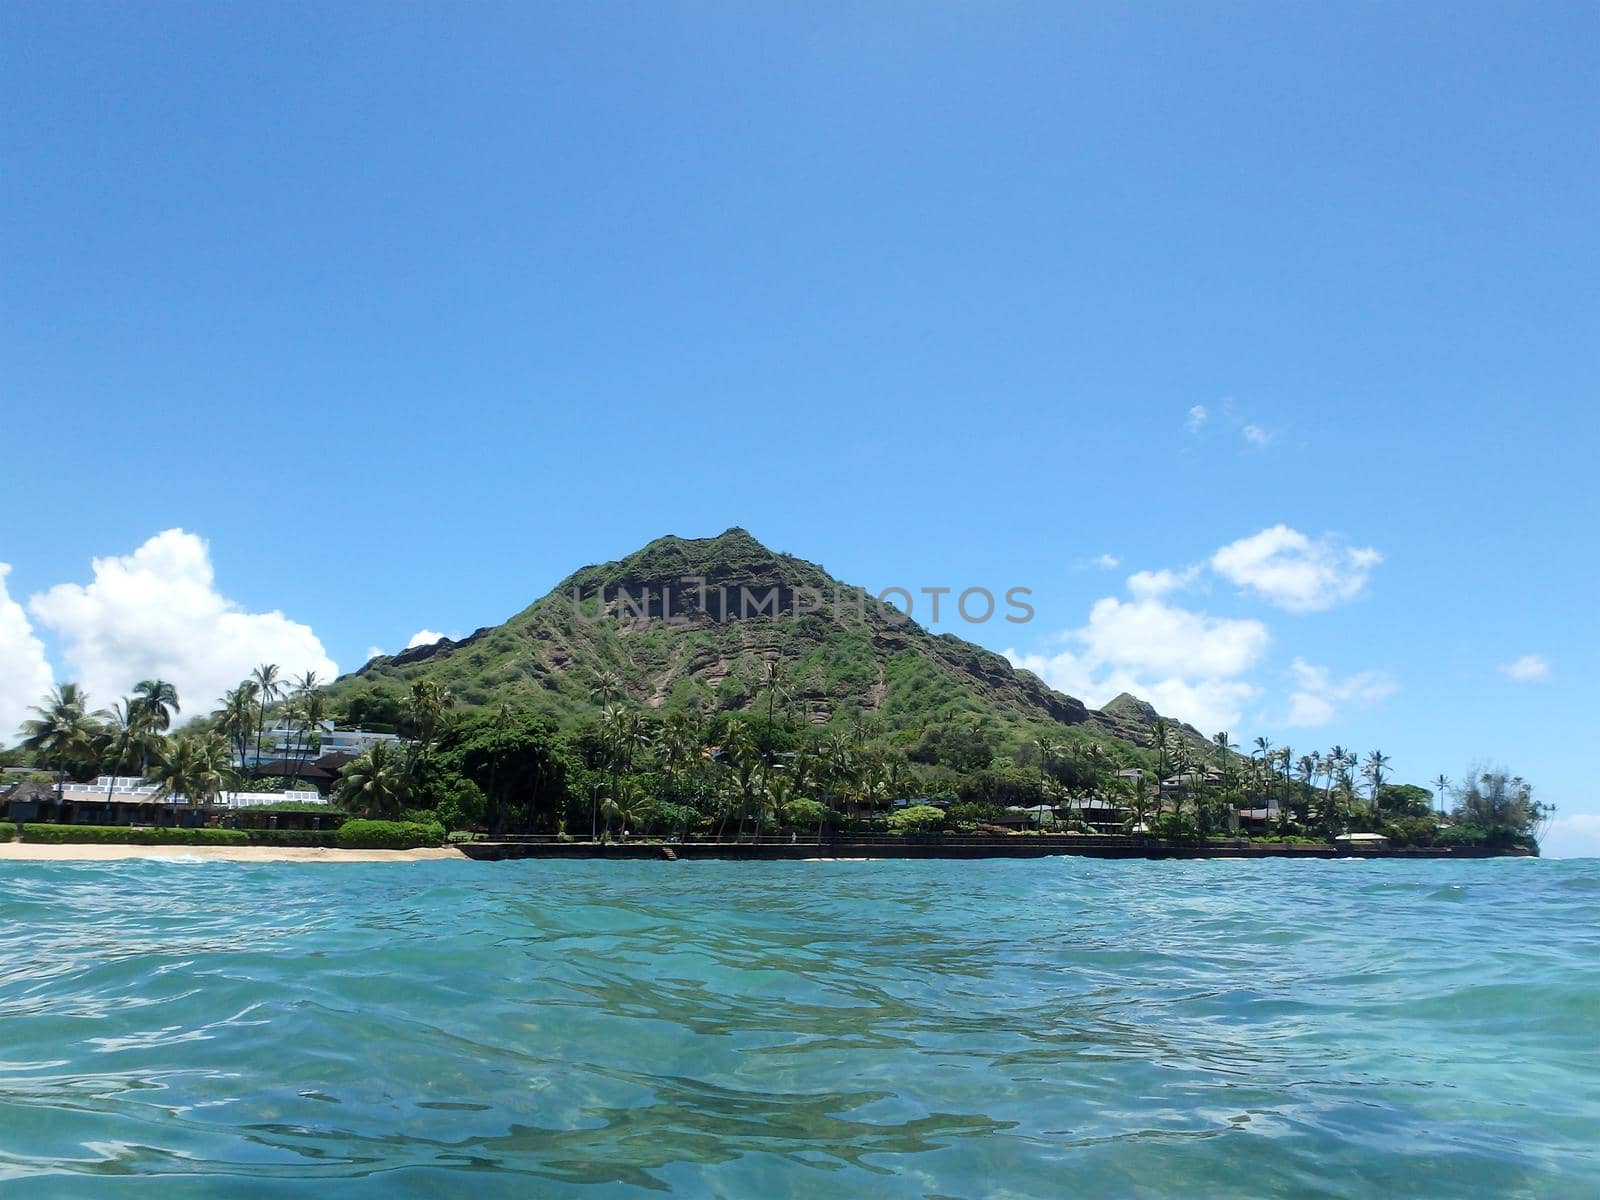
4 776 328 828
1334 832 1390 850
1236 797 1280 830
239 721 400 769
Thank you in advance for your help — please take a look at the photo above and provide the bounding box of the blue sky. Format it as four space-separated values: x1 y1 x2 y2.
2 5 1596 851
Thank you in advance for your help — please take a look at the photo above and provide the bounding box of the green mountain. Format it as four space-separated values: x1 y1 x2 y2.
328 528 1202 759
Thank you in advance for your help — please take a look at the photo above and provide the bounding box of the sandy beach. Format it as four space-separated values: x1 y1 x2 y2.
0 842 468 864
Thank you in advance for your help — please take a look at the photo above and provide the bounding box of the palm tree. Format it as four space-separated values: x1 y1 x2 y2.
99 700 138 802
99 700 165 802
589 667 623 709
250 664 283 771
1033 737 1059 831
287 688 332 785
150 733 229 808
722 721 761 840
1150 718 1170 779
408 679 455 753
131 678 180 732
1323 745 1347 818
1212 731 1237 785
1363 750 1392 815
21 684 103 802
1276 745 1294 832
1432 774 1451 817
215 683 259 769
335 740 409 818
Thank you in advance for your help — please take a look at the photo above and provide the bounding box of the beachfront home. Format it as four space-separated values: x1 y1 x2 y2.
2 776 330 828
1333 832 1390 850
241 721 400 769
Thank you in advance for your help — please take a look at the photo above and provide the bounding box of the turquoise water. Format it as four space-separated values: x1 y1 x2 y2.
1 858 1596 1198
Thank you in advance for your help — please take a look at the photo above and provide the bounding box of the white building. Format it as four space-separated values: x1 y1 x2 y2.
62 777 329 810
242 721 401 767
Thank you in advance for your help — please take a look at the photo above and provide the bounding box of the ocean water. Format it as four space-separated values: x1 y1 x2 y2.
0 858 1596 1199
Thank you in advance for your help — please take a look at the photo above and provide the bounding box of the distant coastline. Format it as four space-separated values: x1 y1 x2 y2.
0 842 465 863
0 838 1532 865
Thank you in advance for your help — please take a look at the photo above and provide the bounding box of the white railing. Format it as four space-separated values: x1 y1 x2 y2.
58 783 329 809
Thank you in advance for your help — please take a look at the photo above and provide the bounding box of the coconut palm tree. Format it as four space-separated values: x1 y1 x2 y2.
1363 750 1392 815
1033 736 1059 830
285 689 332 785
21 684 103 802
721 721 761 840
1150 717 1170 779
151 733 228 808
1212 731 1237 785
99 700 138 802
250 664 283 771
588 667 623 709
131 678 180 732
214 683 258 769
1432 774 1451 817
335 740 409 819
408 679 455 752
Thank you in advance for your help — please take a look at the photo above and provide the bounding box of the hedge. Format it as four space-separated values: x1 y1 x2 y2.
21 824 250 846
336 819 446 850
243 829 340 848
0 821 15 842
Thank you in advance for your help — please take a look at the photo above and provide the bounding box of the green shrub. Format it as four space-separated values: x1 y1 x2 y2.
224 803 342 828
21 824 249 846
887 804 946 833
243 829 341 848
946 801 1002 830
1383 816 1442 847
0 821 16 842
1435 823 1490 847
336 819 446 850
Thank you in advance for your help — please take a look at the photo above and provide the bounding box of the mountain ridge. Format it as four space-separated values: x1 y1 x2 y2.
332 528 1205 756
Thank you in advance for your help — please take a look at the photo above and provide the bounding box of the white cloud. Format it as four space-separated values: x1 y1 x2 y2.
406 629 448 649
1185 404 1209 434
1500 654 1550 682
1542 813 1600 859
1089 553 1121 570
1241 424 1274 449
1127 565 1201 599
1007 597 1270 733
365 646 387 663
1285 658 1398 727
1079 597 1269 679
0 564 55 743
28 529 336 718
1211 525 1382 612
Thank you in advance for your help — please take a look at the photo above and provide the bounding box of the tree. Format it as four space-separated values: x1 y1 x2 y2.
1032 737 1059 830
100 699 165 802
131 678 180 733
21 684 103 801
215 683 259 769
335 740 410 819
1151 718 1171 779
150 733 229 807
250 664 284 771
440 708 576 835
1362 750 1391 814
1432 774 1451 817
1449 767 1551 848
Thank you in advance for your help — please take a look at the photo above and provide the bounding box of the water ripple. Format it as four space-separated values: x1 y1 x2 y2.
0 857 1596 1197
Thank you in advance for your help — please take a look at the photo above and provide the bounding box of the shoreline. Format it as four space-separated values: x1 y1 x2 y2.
457 838 1532 862
0 842 468 863
0 840 1533 865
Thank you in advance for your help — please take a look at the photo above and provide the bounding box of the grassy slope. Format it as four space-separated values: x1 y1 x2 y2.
324 528 1204 762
